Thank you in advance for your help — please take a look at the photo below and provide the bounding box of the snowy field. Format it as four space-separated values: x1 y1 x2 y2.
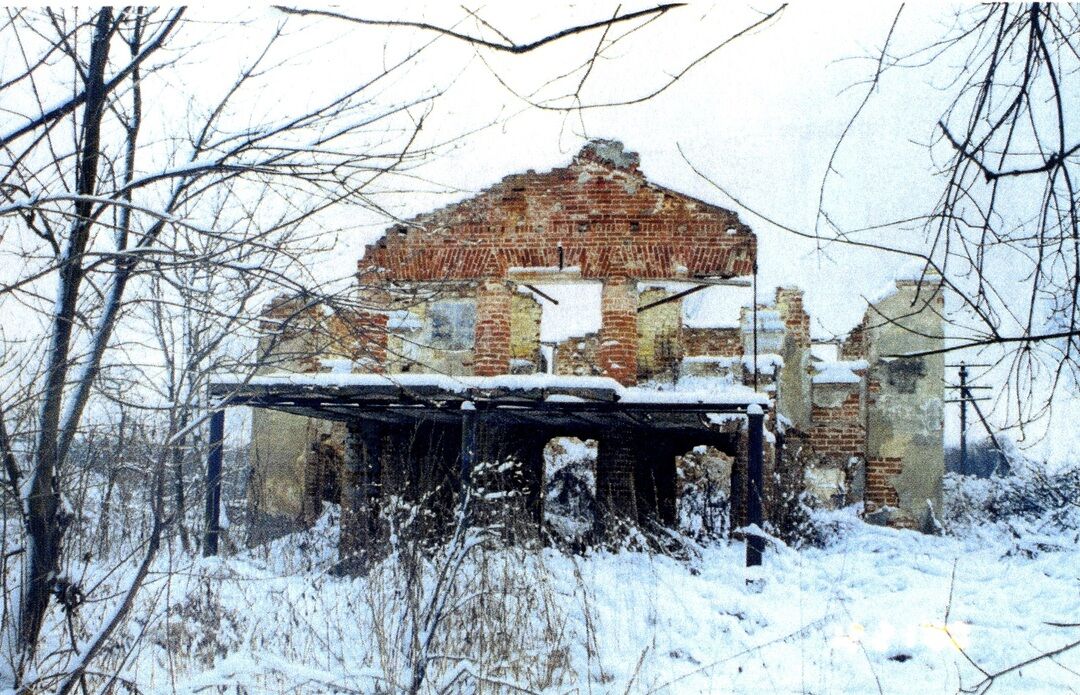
64 488 1078 695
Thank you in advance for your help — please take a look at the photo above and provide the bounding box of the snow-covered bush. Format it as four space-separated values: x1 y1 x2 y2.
944 455 1080 548
765 435 825 548
363 542 575 693
797 503 868 548
543 438 597 549
154 575 245 668
676 446 731 541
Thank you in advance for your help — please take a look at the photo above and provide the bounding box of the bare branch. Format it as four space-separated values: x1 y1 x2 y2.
273 4 685 54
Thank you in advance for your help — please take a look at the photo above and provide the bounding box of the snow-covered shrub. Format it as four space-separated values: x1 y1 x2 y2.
797 504 868 548
246 503 342 572
765 434 825 548
154 575 245 668
362 546 575 693
676 446 731 541
944 455 1080 549
355 481 578 694
543 438 596 549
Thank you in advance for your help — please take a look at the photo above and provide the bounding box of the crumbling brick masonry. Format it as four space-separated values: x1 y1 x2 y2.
248 140 945 546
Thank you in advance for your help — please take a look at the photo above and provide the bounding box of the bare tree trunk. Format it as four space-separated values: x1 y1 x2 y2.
0 399 21 504
97 410 126 555
19 7 113 669
55 11 145 467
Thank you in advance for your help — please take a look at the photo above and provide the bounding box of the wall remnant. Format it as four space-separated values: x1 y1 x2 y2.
246 140 946 546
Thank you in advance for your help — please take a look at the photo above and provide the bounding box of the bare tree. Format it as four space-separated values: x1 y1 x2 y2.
0 5 736 689
683 3 1080 432
0 6 435 686
829 4 1080 429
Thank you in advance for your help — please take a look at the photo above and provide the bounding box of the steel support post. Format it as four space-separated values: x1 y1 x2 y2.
746 405 765 568
203 408 224 557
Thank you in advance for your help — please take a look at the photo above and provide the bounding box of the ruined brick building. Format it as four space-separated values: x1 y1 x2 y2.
219 140 944 560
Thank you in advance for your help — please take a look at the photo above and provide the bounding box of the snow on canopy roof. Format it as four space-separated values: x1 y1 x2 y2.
216 372 606 393
215 372 769 406
620 384 767 405
812 359 869 384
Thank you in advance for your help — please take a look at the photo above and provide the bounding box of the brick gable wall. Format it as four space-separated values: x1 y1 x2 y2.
361 154 755 283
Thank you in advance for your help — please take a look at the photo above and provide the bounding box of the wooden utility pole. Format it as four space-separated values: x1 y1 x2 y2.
945 363 1000 475
959 363 968 473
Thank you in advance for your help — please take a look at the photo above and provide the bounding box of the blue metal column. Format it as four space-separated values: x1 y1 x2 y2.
745 404 765 567
203 408 224 557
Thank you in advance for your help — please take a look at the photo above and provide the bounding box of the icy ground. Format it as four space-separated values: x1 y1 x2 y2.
97 502 1080 694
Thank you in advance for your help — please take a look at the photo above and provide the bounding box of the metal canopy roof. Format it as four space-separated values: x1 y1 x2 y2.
209 376 767 435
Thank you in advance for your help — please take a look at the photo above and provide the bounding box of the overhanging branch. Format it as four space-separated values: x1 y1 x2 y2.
274 4 685 54
886 329 1080 359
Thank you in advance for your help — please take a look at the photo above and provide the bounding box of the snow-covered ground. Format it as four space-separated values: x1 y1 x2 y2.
67 493 1077 695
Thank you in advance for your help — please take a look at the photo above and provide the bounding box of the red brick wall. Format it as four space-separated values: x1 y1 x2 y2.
841 316 869 360
775 287 810 348
806 379 871 518
599 280 638 385
360 146 756 283
332 309 388 373
809 388 865 459
866 457 902 507
554 334 601 377
809 423 865 456
259 298 389 373
260 294 323 341
810 388 862 423
474 280 512 376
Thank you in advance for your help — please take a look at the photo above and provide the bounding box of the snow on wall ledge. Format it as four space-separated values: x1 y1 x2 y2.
812 359 868 384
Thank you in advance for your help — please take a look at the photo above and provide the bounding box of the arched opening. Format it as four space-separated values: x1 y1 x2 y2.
542 436 597 546
302 426 346 524
676 445 733 538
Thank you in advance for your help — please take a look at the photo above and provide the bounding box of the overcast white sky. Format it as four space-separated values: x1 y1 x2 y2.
10 2 1065 451
1 1 952 335
255 0 1072 452
236 1 955 338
